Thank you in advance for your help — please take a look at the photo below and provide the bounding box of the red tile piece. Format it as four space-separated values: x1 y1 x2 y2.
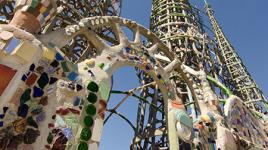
25 73 38 86
0 64 17 96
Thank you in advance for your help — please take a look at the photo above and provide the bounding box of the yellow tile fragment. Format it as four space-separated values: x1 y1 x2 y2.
11 42 37 62
42 47 55 61
40 6 47 13
0 40 7 50
85 59 95 67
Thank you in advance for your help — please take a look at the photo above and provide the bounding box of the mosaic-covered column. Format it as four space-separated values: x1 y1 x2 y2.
0 0 59 149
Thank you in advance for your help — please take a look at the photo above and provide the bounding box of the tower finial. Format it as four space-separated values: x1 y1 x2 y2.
203 0 212 11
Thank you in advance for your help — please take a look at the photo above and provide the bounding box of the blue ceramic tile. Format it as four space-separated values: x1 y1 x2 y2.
125 47 131 53
63 128 73 140
33 86 44 97
0 114 4 119
36 111 46 123
5 37 20 54
73 97 80 106
21 75 28 81
17 104 29 118
55 53 64 61
67 72 79 81
29 64 35 71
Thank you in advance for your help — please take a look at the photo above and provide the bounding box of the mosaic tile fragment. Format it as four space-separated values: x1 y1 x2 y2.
0 64 17 96
87 81 99 92
37 73 49 89
86 104 96 116
87 92 97 103
80 127 91 141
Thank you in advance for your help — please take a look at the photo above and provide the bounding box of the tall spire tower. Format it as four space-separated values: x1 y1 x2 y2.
150 0 205 63
205 1 267 111
150 0 229 105
132 0 209 149
150 0 225 80
148 0 227 148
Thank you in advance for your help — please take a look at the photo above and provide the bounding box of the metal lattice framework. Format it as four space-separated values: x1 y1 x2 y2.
150 0 235 95
52 0 122 62
149 0 268 149
131 0 225 148
0 0 267 150
205 1 268 112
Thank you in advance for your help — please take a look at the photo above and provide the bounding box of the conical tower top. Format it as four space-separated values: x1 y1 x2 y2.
203 0 213 11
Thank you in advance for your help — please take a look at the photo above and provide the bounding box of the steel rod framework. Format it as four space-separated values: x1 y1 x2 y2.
0 0 267 150
205 2 268 112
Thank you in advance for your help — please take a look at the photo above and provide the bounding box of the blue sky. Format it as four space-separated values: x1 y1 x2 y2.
99 0 268 149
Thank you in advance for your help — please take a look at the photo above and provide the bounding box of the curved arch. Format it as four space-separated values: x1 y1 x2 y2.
60 16 204 114
45 16 215 150
0 11 256 149
76 38 182 150
0 15 226 150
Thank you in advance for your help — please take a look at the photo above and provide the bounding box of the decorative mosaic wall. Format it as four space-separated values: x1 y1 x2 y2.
0 0 267 149
0 13 187 149
225 96 268 149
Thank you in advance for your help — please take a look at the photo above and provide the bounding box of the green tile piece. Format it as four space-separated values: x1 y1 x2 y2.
27 116 38 128
37 73 49 89
86 105 96 116
87 92 97 104
175 110 192 128
47 132 53 144
64 115 79 130
31 0 40 8
61 62 70 72
98 63 105 69
87 81 99 92
20 88 31 105
99 80 111 100
84 116 94 127
78 141 88 150
80 128 91 141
